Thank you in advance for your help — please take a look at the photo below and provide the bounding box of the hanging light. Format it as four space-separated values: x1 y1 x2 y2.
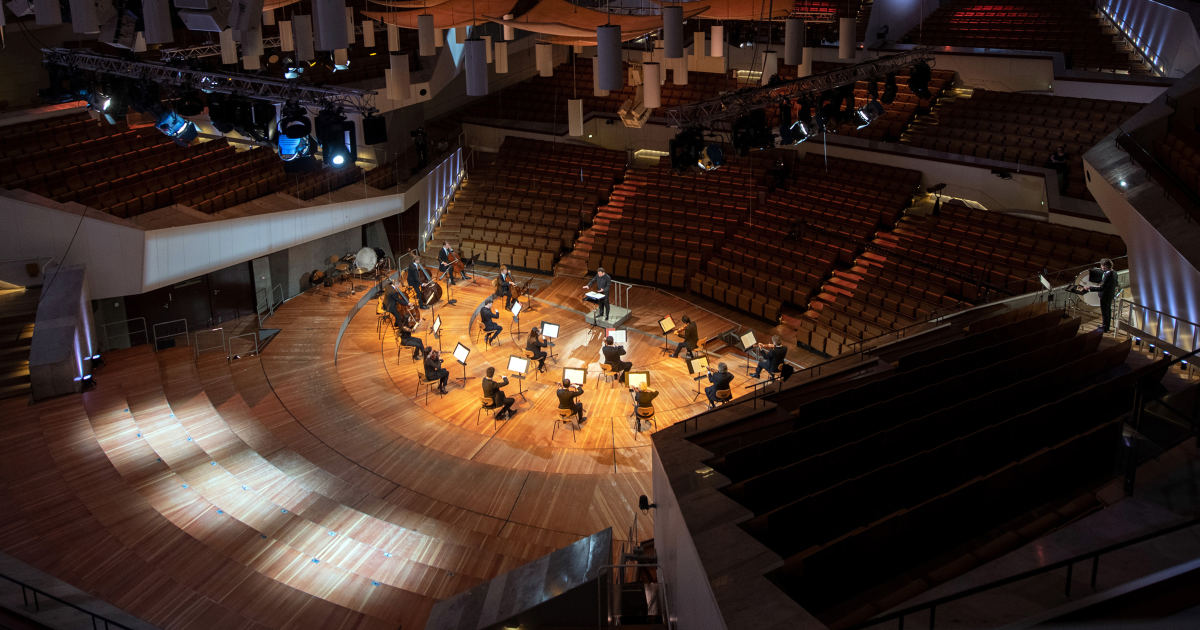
663 6 683 59
838 17 854 59
643 62 661 108
464 37 488 96
294 15 315 61
502 14 514 41
568 99 584 136
536 42 554 77
418 14 435 56
596 24 622 92
784 18 803 65
495 41 509 73
711 24 724 58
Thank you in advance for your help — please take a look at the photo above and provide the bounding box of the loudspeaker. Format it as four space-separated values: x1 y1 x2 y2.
362 116 387 145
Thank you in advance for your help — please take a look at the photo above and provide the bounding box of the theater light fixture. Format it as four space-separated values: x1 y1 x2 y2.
855 99 885 129
316 105 355 167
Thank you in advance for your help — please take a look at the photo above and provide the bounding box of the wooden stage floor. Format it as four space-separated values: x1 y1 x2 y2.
258 275 785 547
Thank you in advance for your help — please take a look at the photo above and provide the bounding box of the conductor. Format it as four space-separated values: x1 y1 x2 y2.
557 379 585 427
1090 258 1118 333
482 367 516 419
583 267 612 320
602 335 633 383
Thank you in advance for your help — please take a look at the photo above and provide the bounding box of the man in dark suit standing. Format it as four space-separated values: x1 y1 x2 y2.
582 267 612 320
437 242 468 284
482 366 516 419
1089 258 1119 333
557 379 585 427
601 335 633 383
704 362 734 408
671 315 698 359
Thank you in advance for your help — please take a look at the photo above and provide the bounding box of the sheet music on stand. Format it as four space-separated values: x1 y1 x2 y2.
507 354 529 399
606 328 627 344
627 371 649 390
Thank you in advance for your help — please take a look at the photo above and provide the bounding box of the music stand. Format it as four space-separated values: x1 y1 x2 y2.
605 328 628 344
688 355 709 401
658 316 676 355
507 355 529 401
439 269 458 307
627 370 650 432
541 321 560 362
563 366 586 386
510 301 523 336
431 314 443 352
453 342 472 385
739 330 757 376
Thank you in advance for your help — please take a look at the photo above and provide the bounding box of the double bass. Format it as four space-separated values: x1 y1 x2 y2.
409 251 443 307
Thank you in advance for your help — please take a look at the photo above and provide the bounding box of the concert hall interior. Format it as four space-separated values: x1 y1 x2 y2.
3 0 1200 628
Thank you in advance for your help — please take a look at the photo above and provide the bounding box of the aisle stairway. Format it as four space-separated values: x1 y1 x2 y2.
0 288 38 400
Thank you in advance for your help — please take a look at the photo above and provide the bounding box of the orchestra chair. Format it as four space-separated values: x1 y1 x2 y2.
415 373 443 404
477 396 503 429
375 300 393 338
714 388 733 406
475 320 497 347
395 337 419 365
553 409 579 442
522 349 539 381
634 406 657 433
599 363 617 387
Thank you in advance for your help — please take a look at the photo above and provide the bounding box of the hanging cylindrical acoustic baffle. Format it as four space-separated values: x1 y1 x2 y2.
838 17 854 59
243 13 264 69
464 38 488 96
502 14 514 40
799 46 815 77
345 8 356 44
387 52 410 101
133 31 147 52
68 0 99 33
596 24 623 92
568 99 584 136
494 40 509 73
673 56 688 85
434 25 444 47
362 20 375 47
710 24 724 57
142 0 173 44
279 20 295 51
642 63 661 109
592 55 609 96
33 0 61 25
313 0 348 51
761 50 777 85
219 27 239 64
293 14 315 61
482 35 493 62
694 31 705 59
262 10 275 26
784 17 803 65
387 24 399 51
454 26 466 45
535 41 554 77
334 48 349 67
418 14 435 56
662 5 683 58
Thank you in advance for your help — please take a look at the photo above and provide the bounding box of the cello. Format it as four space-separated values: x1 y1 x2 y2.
409 250 443 307
447 246 467 280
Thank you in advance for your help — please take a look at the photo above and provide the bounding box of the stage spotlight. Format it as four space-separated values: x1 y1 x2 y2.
881 73 898 104
908 61 932 100
155 110 199 145
669 127 704 171
277 134 316 161
175 90 206 117
854 100 885 129
698 143 724 171
789 120 812 144
732 109 773 155
316 105 356 167
206 94 236 133
279 102 311 139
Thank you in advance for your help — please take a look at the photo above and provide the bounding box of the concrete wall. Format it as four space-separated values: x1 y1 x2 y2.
866 0 944 50
1098 0 1200 78
29 265 95 400
284 226 364 297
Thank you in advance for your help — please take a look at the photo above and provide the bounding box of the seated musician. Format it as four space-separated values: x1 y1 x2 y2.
602 335 633 384
480 298 503 344
557 378 585 427
482 366 516 419
526 327 549 372
752 335 788 379
382 281 410 324
496 264 515 310
406 260 428 307
633 382 658 410
671 315 699 360
438 242 469 284
398 317 426 361
423 349 449 394
704 362 734 408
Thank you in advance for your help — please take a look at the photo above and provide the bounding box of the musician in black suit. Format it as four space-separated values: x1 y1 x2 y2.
752 335 788 379
423 349 449 394
526 327 549 372
406 260 427 297
557 378 585 426
602 335 633 383
480 298 502 345
582 267 612 319
671 315 698 359
496 264 515 310
704 362 734 408
437 242 468 284
398 317 426 361
482 366 515 419
382 281 410 323
1089 258 1119 333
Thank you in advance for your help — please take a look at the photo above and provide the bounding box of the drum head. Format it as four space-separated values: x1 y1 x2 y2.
354 247 378 271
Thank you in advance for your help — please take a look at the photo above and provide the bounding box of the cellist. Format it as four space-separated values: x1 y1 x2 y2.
496 264 516 310
438 242 470 285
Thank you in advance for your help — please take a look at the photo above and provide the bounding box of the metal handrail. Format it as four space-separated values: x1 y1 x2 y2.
151 318 189 351
227 331 260 359
851 516 1200 629
100 316 148 351
596 562 673 630
0 573 133 629
1118 298 1200 355
194 328 226 360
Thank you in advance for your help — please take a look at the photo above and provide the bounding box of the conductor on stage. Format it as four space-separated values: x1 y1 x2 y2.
1089 258 1118 333
671 315 699 359
704 362 734 408
558 379 585 426
582 267 612 320
602 335 633 384
483 366 516 419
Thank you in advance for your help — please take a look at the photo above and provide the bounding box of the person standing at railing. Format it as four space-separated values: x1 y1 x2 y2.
1089 258 1118 333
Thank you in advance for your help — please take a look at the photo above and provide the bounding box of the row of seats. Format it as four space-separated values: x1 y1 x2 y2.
459 242 557 274
1155 128 1200 207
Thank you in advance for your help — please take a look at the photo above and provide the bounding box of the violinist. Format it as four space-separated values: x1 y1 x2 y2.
557 378 585 427
480 298 503 345
526 327 549 372
704 362 734 408
633 382 658 408
438 242 469 285
424 349 449 395
398 313 426 361
483 366 516 420
671 315 698 360
496 264 515 310
751 335 788 379
602 335 632 384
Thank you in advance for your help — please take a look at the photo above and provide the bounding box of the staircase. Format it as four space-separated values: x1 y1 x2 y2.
555 170 640 276
0 288 38 400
